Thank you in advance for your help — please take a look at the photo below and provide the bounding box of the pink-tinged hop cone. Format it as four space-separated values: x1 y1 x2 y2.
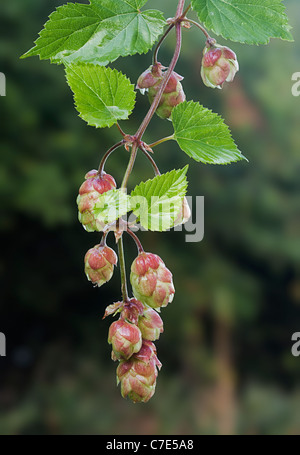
138 308 164 341
130 252 175 309
201 44 239 89
108 319 142 360
137 63 186 119
77 170 116 232
117 341 162 403
84 244 117 287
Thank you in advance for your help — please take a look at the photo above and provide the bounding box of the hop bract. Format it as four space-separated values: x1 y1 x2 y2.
138 308 164 341
130 252 175 309
136 62 163 94
121 298 145 325
84 244 117 287
108 319 142 360
116 341 161 403
201 44 239 89
77 170 116 232
173 196 191 227
137 63 186 119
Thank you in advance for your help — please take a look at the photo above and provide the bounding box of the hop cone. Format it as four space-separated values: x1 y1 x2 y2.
130 252 175 309
137 63 185 119
108 319 142 360
201 44 239 89
117 341 161 403
138 308 164 341
148 71 186 119
84 244 117 287
77 170 116 232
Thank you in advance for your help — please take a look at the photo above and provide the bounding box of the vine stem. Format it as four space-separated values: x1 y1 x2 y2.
117 142 138 302
149 135 175 149
153 23 174 65
98 140 125 175
116 122 126 137
135 1 185 141
182 4 191 17
140 146 161 176
121 142 138 190
176 0 186 17
99 230 108 247
126 228 144 254
116 0 185 303
117 236 129 303
186 18 212 40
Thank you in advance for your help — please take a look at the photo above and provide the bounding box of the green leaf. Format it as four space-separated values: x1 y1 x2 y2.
172 101 245 165
130 167 188 232
94 189 130 228
65 64 136 128
21 0 166 65
191 0 293 45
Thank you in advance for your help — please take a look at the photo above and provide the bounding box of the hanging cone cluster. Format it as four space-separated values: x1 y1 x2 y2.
105 297 164 403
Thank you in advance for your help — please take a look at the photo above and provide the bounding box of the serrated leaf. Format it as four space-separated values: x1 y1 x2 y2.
130 167 188 232
172 101 245 165
191 0 293 45
93 189 130 228
21 0 166 65
65 64 136 128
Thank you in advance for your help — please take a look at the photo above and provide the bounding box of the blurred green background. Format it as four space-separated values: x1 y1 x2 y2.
0 0 299 435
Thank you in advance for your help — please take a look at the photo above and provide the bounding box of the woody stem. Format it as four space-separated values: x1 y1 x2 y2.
118 235 129 303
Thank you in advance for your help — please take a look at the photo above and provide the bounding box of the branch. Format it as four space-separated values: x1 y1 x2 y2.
117 236 129 303
135 20 184 141
153 23 174 65
98 140 125 175
126 228 144 254
140 145 161 176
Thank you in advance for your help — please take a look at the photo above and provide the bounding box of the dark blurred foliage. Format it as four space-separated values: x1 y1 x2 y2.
0 0 299 435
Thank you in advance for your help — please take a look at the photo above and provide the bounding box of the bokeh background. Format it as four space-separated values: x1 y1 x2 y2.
0 0 299 435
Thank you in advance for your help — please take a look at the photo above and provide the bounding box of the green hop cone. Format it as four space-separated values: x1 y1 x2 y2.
77 169 116 232
116 340 161 403
130 252 175 309
84 244 117 287
201 43 239 89
108 319 142 360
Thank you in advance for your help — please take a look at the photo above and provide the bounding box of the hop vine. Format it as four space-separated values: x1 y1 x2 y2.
22 0 293 403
